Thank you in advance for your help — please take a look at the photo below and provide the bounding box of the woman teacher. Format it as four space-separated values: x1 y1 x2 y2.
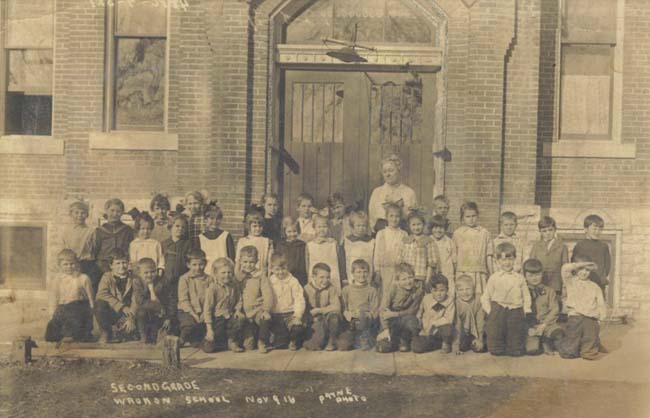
368 154 418 231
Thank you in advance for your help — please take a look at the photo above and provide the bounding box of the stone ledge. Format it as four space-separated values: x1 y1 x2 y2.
89 131 178 151
543 141 636 159
0 136 64 155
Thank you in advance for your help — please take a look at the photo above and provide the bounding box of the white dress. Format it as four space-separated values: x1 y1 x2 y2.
200 232 231 271
129 238 164 270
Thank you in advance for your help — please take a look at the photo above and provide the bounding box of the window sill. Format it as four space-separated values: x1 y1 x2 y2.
542 141 636 159
89 131 178 151
0 136 64 155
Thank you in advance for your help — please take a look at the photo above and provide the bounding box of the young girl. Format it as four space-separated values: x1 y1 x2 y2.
296 193 316 242
90 198 135 283
276 217 308 286
453 202 493 295
161 214 191 335
328 193 349 244
184 191 206 241
195 202 235 269
342 211 375 286
236 210 274 275
374 203 408 306
150 193 171 243
129 212 164 271
399 211 438 293
430 215 456 295
306 215 343 291
261 193 282 245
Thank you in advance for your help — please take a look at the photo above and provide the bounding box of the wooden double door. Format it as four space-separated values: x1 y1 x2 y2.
280 70 439 216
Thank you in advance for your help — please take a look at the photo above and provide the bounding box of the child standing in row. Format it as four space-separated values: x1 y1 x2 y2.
341 211 375 285
431 195 453 237
261 193 282 245
572 214 611 294
91 198 135 281
46 249 95 343
430 215 456 294
196 203 235 269
60 200 96 280
375 203 408 306
296 193 316 242
399 211 438 292
481 243 531 357
493 212 524 273
184 191 206 241
328 193 350 244
306 215 343 291
150 194 171 243
453 202 493 295
161 214 191 327
129 212 164 271
303 263 342 351
276 218 308 286
339 260 379 351
529 216 568 297
236 211 273 275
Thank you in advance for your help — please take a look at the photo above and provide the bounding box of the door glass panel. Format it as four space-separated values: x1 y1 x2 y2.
369 79 423 144
291 82 344 143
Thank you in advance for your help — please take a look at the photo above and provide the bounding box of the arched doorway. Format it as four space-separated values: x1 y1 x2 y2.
269 0 448 217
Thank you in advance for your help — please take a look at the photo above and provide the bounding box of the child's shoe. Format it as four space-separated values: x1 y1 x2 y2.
258 342 269 354
99 332 110 344
542 341 555 355
360 337 373 351
288 341 299 351
324 340 336 351
441 342 451 353
398 342 410 352
61 336 74 344
243 336 255 351
229 340 244 353
598 343 609 354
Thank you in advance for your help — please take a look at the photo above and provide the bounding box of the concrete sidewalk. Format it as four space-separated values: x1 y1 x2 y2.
7 321 649 384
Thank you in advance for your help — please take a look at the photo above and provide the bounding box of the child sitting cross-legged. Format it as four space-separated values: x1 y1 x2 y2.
303 263 342 351
45 249 95 343
133 258 176 344
412 273 455 353
481 242 532 356
338 259 379 351
558 257 608 360
268 253 306 351
203 258 246 353
523 258 564 355
452 275 486 355
239 246 273 353
94 248 138 344
177 248 211 347
376 263 424 353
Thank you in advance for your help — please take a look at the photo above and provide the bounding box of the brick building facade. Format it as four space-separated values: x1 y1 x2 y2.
0 0 648 318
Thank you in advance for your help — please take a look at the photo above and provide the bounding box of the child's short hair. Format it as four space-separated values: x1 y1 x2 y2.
150 194 171 212
348 210 368 228
433 195 449 205
573 254 593 264
312 214 329 227
395 262 415 277
460 201 479 219
538 216 556 230
312 262 331 275
134 211 155 232
107 248 129 265
245 210 264 226
168 213 189 236
104 198 125 212
522 258 544 274
57 248 79 265
137 257 157 270
500 211 517 223
455 275 475 290
204 202 223 220
351 259 370 272
184 190 205 205
430 273 449 290
68 200 89 215
406 211 426 226
495 242 517 259
239 245 259 261
186 248 207 263
271 252 288 267
296 192 314 206
327 192 345 208
212 257 235 273
584 214 605 229
384 202 402 217
281 216 298 236
261 192 279 204
429 214 448 230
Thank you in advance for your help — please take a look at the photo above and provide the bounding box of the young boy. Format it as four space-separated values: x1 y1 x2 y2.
430 215 456 295
453 275 486 354
412 274 455 353
341 211 375 285
339 259 379 351
296 193 316 242
161 214 191 334
239 246 273 353
523 258 564 355
95 249 138 343
133 258 175 344
558 259 608 360
571 215 611 294
90 198 135 278
46 249 95 343
203 258 246 353
261 193 282 245
529 216 569 297
377 263 424 353
481 242 532 356
303 263 342 351
374 203 408 307
177 248 211 347
268 253 306 350
493 212 524 273
60 200 98 283
431 195 453 236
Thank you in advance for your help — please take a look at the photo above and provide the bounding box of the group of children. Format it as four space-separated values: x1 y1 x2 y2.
45 192 610 360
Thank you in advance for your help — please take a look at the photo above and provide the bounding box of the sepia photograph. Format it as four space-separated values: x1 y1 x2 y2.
0 0 649 417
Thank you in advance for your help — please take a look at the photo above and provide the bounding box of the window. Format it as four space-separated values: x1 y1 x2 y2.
558 0 619 141
1 0 54 136
291 82 344 143
0 224 47 289
105 0 168 131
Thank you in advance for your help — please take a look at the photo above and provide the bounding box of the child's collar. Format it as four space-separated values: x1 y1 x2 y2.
347 234 371 242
